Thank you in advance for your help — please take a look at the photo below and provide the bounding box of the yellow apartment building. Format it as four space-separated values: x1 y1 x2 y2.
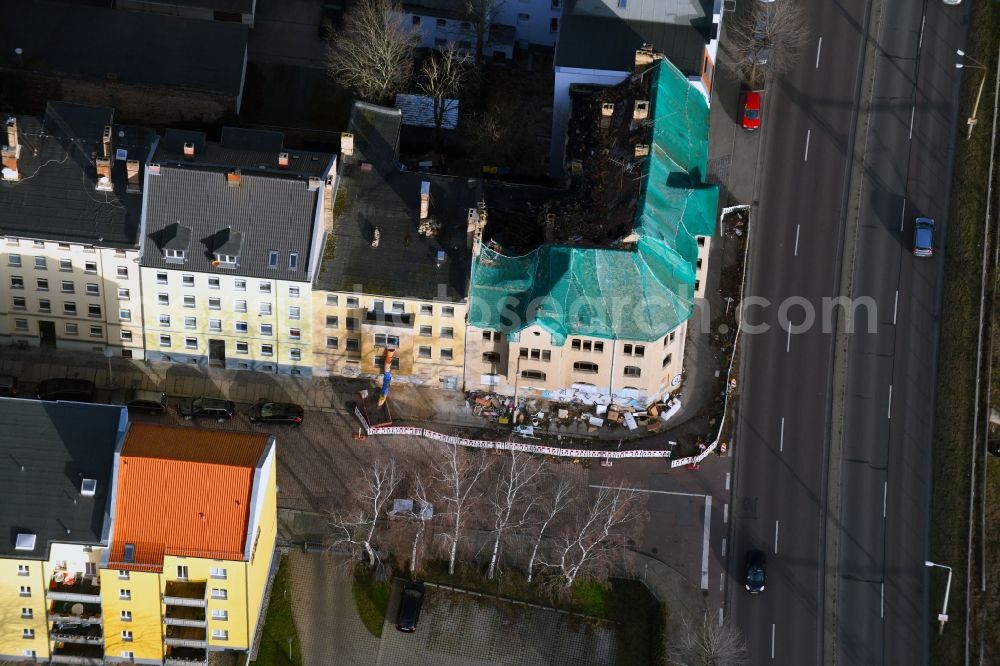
139 127 335 376
311 103 478 389
1 103 155 359
0 399 126 663
101 423 277 665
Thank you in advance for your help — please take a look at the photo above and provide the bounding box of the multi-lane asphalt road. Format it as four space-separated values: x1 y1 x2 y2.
728 0 968 663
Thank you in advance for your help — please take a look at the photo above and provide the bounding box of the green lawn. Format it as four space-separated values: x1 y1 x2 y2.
251 554 302 666
352 571 392 637
928 0 1000 663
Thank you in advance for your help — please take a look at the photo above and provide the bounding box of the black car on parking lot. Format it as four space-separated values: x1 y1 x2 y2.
35 378 95 402
395 581 425 632
178 396 235 421
248 401 304 425
110 388 168 414
745 550 766 594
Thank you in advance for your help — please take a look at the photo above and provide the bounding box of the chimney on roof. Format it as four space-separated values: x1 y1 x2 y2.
308 177 321 191
227 168 241 187
633 100 649 122
419 181 431 220
95 157 112 191
371 227 380 248
126 159 141 193
1 144 18 181
600 103 614 130
102 125 112 159
470 201 487 257
6 117 17 149
340 132 354 157
278 152 289 168
634 144 650 158
635 45 658 68
183 142 195 157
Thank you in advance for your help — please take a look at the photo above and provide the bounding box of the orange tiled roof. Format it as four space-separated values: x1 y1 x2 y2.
108 423 272 570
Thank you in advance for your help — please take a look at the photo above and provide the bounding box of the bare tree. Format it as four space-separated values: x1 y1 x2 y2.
461 0 505 66
543 482 646 591
404 474 433 574
325 0 420 104
328 457 401 568
418 43 472 148
433 444 492 575
726 0 809 86
667 613 749 666
485 451 544 580
526 478 575 583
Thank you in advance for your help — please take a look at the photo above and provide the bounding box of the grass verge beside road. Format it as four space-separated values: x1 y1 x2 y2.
252 554 302 666
353 571 392 637
929 1 1000 664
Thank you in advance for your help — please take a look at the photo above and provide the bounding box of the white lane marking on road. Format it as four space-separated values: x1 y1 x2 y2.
804 129 812 161
724 503 729 524
881 583 885 619
794 224 801 256
883 481 888 518
774 520 780 554
919 15 926 50
589 485 707 498
701 496 712 590
786 327 792 353
771 624 776 659
900 199 907 232
815 37 823 68
725 472 731 490
719 607 724 626
720 573 725 592
721 537 727 557
909 105 915 140
780 417 785 452
888 384 893 420
893 290 899 325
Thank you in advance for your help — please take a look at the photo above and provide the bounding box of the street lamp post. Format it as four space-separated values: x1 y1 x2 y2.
925 560 953 634
956 49 989 140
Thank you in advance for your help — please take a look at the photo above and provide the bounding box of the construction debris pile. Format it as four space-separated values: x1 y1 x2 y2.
466 391 682 438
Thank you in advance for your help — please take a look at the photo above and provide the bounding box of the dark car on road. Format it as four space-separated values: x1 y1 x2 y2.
35 378 95 402
0 374 18 396
745 550 767 593
395 581 425 632
178 396 235 421
248 401 304 425
110 388 168 414
913 217 935 257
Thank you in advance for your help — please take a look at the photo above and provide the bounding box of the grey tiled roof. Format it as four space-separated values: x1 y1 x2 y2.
0 102 156 248
154 128 332 178
0 0 249 96
314 102 478 301
142 159 332 282
555 0 710 74
0 399 125 560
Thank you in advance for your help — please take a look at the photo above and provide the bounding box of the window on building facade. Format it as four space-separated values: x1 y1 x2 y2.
259 281 272 293
346 297 359 308
260 324 273 336
624 366 641 378
289 306 300 319
418 346 431 358
182 274 195 287
419 325 432 337
235 321 247 333
159 335 171 347
573 361 599 374
118 287 129 299
521 370 545 381
66 323 78 335
235 279 246 291
89 325 102 337
326 337 339 349
662 353 673 368
441 348 453 360
156 272 168 284
346 338 360 352
268 250 279 268
289 252 299 271
60 280 73 293
39 300 50 313
8 254 20 267
10 276 23 289
86 284 99 296
208 277 220 289
12 297 26 310
374 334 400 347
209 319 222 332
261 345 273 356
290 348 302 361
185 338 197 349
235 300 247 313
346 317 359 331
290 328 301 340
483 352 500 363
326 316 339 328
236 341 249 354
259 302 272 316
158 293 169 305
184 317 196 330
121 330 132 342
158 314 170 327
326 294 338 306
209 297 221 310
37 278 48 291
59 259 71 271
441 327 454 339
119 309 130 321
34 256 46 270
289 286 300 298
13 319 27 331
64 303 77 316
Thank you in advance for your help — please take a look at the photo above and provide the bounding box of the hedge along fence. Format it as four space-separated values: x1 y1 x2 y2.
355 406 719 465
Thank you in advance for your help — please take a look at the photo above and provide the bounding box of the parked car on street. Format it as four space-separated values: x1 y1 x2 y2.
741 90 762 130
110 389 168 414
248 401 304 425
395 581 425 632
745 550 767 593
178 396 235 421
35 378 95 402
913 217 935 257
0 374 18 396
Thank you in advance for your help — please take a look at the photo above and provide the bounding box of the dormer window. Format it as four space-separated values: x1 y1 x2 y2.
211 228 242 268
160 223 192 265
215 254 237 265
164 249 186 261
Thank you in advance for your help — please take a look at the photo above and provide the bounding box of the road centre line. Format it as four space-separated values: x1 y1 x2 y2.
725 472 731 491
804 129 812 161
893 290 898 325
816 37 823 68
918 14 926 50
721 537 727 557
794 224 801 256
909 105 915 140
774 520 780 554
888 384 893 420
883 481 888 518
899 199 907 232
720 573 725 591
771 624 776 659
786 327 792 353
881 583 885 619
780 417 785 452
724 503 729 523
701 496 712 590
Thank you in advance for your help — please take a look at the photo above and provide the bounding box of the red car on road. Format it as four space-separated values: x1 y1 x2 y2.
741 90 762 130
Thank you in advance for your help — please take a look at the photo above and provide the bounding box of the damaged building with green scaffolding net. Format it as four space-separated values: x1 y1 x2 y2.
464 48 719 405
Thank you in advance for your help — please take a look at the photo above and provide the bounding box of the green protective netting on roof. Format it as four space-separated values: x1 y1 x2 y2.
469 59 718 343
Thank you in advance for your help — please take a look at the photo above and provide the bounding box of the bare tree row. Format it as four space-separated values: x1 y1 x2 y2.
327 445 647 595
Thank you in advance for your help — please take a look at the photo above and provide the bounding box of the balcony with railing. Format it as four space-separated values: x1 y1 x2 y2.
163 580 206 608
48 600 102 624
50 621 104 645
164 605 207 628
164 624 207 649
50 643 104 665
165 646 208 666
48 573 101 603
